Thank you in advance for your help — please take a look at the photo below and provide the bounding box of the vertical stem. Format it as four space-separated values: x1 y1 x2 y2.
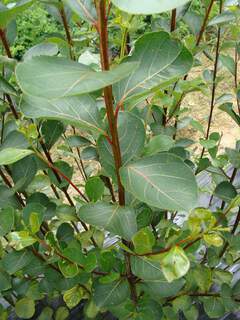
96 0 137 304
96 0 125 205
59 2 75 60
170 9 177 32
196 0 215 47
0 28 12 58
200 0 222 158
234 45 240 114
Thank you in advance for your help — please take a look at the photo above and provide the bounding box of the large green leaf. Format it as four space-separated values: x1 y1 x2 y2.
0 148 33 165
1 250 34 275
111 0 190 14
0 0 35 28
20 94 105 135
120 153 198 211
78 202 137 240
64 0 96 23
16 56 138 99
94 280 130 308
98 111 145 177
131 256 185 298
114 32 193 104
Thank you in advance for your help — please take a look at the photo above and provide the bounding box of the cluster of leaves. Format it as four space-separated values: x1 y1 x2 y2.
0 0 240 319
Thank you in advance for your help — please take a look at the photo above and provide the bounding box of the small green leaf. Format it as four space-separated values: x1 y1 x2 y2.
144 134 175 156
63 285 84 309
0 148 33 165
99 272 120 284
161 246 190 282
29 212 41 234
132 227 155 254
7 231 37 251
58 260 79 278
203 233 224 247
55 306 69 320
85 177 104 202
15 298 35 319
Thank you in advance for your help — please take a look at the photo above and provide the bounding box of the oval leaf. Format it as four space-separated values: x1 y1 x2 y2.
78 202 137 240
120 153 198 211
111 0 190 14
0 148 33 165
114 32 193 105
20 94 105 135
16 56 138 99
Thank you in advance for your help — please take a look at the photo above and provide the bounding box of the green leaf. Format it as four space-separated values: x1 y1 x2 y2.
225 148 240 168
64 0 96 23
1 250 33 275
0 75 17 96
132 227 155 254
188 208 216 235
78 202 137 241
63 285 84 309
0 0 35 28
219 54 235 75
208 11 236 26
0 148 33 165
161 246 190 282
111 0 190 14
21 94 105 135
85 177 105 202
16 56 138 99
48 161 73 190
203 233 223 247
23 42 58 61
114 32 193 105
0 207 14 237
219 103 240 126
214 181 237 203
144 134 175 156
11 155 37 191
120 153 198 212
41 120 65 150
202 297 225 318
15 298 35 319
131 256 185 298
58 260 79 278
98 111 145 177
0 270 11 292
55 306 69 320
94 280 130 308
7 231 37 251
37 307 54 320
99 272 120 284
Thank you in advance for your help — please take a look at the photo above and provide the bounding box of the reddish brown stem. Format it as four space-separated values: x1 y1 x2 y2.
96 0 137 304
200 0 223 158
196 0 215 47
0 28 12 58
170 9 177 32
96 0 125 205
59 4 75 60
